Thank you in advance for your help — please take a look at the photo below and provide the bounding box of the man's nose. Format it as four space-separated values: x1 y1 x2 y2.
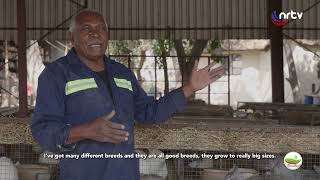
89 29 100 37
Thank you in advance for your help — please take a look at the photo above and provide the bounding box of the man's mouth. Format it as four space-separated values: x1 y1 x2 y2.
89 44 102 48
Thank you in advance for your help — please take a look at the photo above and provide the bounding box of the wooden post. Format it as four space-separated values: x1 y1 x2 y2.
268 0 285 102
16 0 28 117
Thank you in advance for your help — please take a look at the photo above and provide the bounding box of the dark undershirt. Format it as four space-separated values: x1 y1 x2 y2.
95 70 114 104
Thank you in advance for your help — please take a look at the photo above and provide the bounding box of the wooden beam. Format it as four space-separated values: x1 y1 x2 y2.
269 0 285 102
16 0 28 117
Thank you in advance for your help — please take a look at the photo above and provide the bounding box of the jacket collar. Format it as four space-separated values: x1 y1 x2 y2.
66 47 82 65
66 47 111 69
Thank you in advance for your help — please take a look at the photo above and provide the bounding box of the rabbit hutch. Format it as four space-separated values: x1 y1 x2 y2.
1 0 320 180
0 103 320 180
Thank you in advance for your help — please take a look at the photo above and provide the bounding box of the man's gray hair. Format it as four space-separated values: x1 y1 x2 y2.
69 9 108 32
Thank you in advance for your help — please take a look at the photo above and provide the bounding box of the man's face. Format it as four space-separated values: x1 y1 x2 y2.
71 12 108 61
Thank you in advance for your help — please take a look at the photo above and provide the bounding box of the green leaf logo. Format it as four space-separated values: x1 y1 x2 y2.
284 152 303 170
285 157 301 164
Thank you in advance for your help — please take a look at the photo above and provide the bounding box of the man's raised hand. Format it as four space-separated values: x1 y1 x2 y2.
182 60 225 98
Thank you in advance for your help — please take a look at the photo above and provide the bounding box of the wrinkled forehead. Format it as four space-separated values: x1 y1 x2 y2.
75 12 107 28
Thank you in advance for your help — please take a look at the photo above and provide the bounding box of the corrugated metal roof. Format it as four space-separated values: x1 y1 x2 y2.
0 0 320 40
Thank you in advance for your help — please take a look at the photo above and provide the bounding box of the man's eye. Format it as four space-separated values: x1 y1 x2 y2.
99 26 107 31
81 27 90 32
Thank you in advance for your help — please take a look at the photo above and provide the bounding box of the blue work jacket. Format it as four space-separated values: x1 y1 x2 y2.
31 48 187 180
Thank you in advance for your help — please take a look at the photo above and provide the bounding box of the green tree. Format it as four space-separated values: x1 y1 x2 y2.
108 40 140 65
174 40 209 87
108 40 150 85
284 41 300 103
152 39 173 95
151 39 220 98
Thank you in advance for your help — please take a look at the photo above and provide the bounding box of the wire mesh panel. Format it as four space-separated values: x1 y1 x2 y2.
0 144 58 180
133 115 320 180
136 149 320 180
110 55 231 105
0 143 319 180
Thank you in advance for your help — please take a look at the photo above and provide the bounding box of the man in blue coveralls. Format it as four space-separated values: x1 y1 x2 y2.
32 10 224 180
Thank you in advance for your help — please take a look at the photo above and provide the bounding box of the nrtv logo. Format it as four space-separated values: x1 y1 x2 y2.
271 10 303 26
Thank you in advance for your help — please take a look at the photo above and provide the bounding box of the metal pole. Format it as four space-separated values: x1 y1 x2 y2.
128 55 131 70
228 29 231 106
228 56 230 106
208 57 211 104
16 0 28 117
154 57 157 98
269 0 284 102
4 41 10 106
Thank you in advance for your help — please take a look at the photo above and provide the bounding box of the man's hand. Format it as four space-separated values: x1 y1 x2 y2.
182 61 225 98
66 110 129 144
85 110 129 143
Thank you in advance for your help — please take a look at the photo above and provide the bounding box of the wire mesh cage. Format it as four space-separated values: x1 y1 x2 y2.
0 144 58 180
137 149 320 180
1 144 318 180
1 116 319 180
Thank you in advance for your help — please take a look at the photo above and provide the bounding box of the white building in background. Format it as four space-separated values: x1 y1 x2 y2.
204 40 320 108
